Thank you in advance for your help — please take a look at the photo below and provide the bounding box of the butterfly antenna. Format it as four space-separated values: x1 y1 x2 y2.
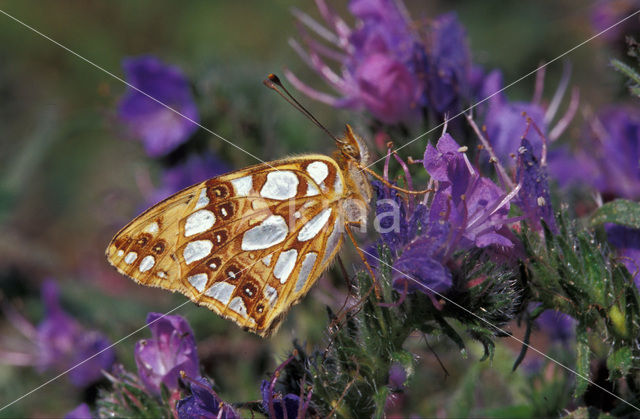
264 73 345 144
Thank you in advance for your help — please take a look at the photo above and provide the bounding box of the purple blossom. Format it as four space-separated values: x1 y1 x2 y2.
257 353 311 419
520 354 545 375
536 309 576 342
36 280 115 387
422 12 472 114
177 377 239 419
606 224 640 287
481 70 547 163
388 362 407 391
0 280 115 387
369 150 453 295
287 2 480 123
261 380 306 419
424 133 515 249
134 312 200 395
374 181 407 249
516 138 558 234
149 152 231 204
374 134 520 297
373 180 428 252
550 106 640 200
286 0 422 124
348 0 414 61
480 68 578 168
591 0 640 43
391 230 453 295
118 56 199 157
354 53 422 124
64 403 92 419
385 362 408 414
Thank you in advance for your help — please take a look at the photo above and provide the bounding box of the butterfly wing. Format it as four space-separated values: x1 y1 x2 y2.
106 155 346 337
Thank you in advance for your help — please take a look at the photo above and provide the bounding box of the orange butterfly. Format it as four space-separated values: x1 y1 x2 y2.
106 118 373 337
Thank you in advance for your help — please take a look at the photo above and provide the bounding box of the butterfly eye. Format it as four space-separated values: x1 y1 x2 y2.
341 144 360 159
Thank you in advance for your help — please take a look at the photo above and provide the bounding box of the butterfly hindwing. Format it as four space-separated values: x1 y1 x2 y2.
106 155 347 336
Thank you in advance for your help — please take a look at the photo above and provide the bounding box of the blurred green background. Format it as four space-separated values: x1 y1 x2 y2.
0 0 633 417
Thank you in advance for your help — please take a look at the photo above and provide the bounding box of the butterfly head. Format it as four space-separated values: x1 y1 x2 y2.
334 124 373 225
337 124 369 165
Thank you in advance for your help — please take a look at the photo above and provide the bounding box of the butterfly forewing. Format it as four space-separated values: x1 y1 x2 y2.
106 155 347 336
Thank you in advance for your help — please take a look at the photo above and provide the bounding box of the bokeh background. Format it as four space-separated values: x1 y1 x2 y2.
0 0 637 417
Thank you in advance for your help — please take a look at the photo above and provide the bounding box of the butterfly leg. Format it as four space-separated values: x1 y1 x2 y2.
344 222 382 299
357 163 433 195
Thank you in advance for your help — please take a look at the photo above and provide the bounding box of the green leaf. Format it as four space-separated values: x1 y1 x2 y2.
606 346 633 379
574 323 591 398
608 304 629 339
431 316 467 358
611 59 640 85
467 326 496 362
590 200 640 229
512 319 533 372
578 235 607 304
372 387 390 418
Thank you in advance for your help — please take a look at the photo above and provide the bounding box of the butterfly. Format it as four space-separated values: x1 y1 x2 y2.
106 121 373 337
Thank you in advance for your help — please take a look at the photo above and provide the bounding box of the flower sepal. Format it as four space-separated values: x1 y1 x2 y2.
96 364 177 418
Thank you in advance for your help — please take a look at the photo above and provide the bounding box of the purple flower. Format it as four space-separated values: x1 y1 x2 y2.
424 134 515 249
606 224 640 287
0 280 115 387
354 53 422 124
374 181 408 251
261 380 305 419
591 0 640 43
258 354 311 419
149 153 231 204
65 403 92 419
516 138 558 234
134 312 200 395
370 151 453 295
391 231 453 295
177 377 239 419
388 362 407 391
36 280 115 387
286 0 422 124
118 56 199 157
373 181 428 252
480 68 578 168
550 106 640 200
536 309 576 342
422 12 472 114
385 362 408 412
375 134 520 297
287 2 481 123
481 70 547 163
